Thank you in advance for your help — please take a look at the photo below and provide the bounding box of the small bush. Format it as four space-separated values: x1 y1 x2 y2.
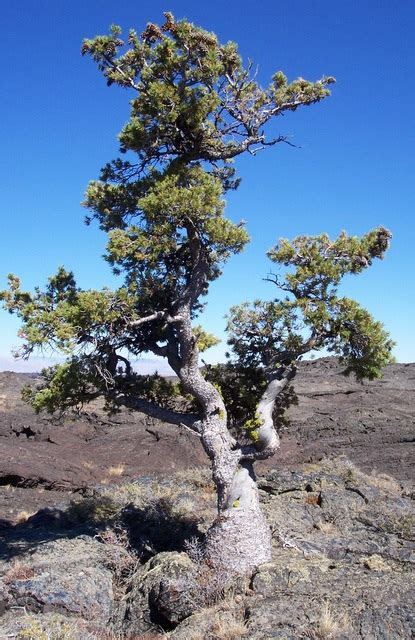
15 616 89 640
15 510 36 524
4 559 35 583
106 464 126 477
66 494 121 525
306 602 349 639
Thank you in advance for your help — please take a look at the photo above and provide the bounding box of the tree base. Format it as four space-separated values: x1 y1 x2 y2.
204 505 272 576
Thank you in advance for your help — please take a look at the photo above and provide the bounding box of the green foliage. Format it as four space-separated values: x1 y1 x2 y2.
193 325 221 353
21 359 98 414
99 166 249 293
227 228 394 380
22 355 183 415
203 362 297 434
16 617 79 640
1 13 334 415
226 299 304 369
81 13 333 173
243 412 262 444
268 227 391 296
66 494 121 525
204 363 266 426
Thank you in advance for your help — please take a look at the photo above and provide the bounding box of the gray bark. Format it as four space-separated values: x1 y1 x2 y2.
161 308 293 575
202 372 294 574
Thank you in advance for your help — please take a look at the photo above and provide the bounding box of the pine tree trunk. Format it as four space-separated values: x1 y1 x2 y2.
190 408 273 575
198 372 296 574
171 312 280 576
204 456 272 575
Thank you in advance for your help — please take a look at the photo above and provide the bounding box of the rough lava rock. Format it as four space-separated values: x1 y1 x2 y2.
1 359 414 525
0 370 207 524
1 536 115 623
0 458 412 639
119 551 196 636
0 358 414 638
280 359 415 483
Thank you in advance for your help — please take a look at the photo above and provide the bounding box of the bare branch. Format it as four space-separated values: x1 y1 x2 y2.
115 393 201 432
128 311 184 328
103 55 140 92
179 421 202 438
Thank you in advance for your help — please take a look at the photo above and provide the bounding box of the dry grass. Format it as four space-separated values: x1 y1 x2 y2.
314 519 337 535
14 615 96 640
12 613 167 639
107 464 126 477
15 510 36 524
173 466 213 490
305 493 321 507
179 611 248 640
379 510 414 540
96 466 214 514
362 553 390 571
209 614 248 639
340 459 402 495
302 462 326 473
101 481 149 506
306 602 349 639
369 471 402 494
307 457 403 497
62 467 215 551
4 558 36 583
82 460 97 471
65 494 121 525
96 526 139 589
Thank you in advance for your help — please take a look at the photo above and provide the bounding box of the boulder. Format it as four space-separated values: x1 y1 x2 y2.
2 536 115 623
121 551 195 635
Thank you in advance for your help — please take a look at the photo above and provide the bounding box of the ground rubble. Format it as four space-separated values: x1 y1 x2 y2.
0 458 413 639
1 359 414 527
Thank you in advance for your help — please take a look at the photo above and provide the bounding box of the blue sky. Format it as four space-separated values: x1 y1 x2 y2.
1 0 414 372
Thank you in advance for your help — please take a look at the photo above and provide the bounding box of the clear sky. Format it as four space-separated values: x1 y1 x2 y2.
1 0 414 372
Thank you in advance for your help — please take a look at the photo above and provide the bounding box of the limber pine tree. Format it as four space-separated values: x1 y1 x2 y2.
1 14 394 575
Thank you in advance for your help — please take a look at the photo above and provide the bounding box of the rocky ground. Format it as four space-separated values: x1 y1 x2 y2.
0 358 413 524
0 459 413 638
0 358 414 638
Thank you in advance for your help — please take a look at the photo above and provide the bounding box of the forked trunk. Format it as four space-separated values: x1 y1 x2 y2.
201 372 295 574
177 364 273 574
172 314 292 576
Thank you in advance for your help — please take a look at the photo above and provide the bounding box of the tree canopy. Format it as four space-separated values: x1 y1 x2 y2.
1 13 340 418
228 227 393 380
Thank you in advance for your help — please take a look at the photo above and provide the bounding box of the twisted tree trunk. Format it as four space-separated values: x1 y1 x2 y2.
203 370 295 575
169 311 294 576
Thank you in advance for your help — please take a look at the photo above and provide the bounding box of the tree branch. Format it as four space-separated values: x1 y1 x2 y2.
103 55 140 92
128 311 184 328
114 393 202 432
240 364 297 462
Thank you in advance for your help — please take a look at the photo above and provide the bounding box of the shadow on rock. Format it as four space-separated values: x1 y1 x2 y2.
122 497 202 560
0 491 202 565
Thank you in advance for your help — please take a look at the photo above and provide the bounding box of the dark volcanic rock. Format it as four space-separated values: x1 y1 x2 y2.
0 611 112 639
0 460 413 639
1 536 115 621
0 371 206 524
169 460 414 639
0 358 413 524
275 359 415 482
121 551 195 635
